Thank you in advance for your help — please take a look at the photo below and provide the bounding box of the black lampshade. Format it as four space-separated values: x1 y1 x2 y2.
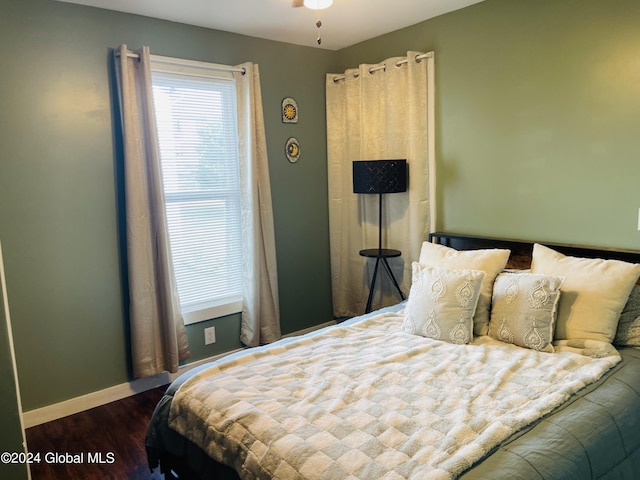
352 160 407 194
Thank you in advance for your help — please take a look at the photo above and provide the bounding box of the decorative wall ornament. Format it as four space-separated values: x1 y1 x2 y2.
285 137 301 163
282 97 298 123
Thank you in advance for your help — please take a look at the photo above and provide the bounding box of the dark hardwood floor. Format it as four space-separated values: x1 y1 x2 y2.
25 386 169 480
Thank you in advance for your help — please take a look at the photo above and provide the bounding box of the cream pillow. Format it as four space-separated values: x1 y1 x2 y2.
488 272 564 352
530 243 640 343
419 242 510 336
403 263 485 344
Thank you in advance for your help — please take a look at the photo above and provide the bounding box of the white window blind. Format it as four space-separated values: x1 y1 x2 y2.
150 59 243 324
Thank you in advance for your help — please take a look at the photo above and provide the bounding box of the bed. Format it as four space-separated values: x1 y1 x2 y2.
146 233 640 479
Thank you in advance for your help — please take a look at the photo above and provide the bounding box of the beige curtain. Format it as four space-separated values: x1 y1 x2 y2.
115 45 190 378
234 63 282 347
326 51 435 317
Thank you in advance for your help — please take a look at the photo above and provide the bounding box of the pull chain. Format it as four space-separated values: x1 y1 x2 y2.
304 0 332 46
315 8 322 45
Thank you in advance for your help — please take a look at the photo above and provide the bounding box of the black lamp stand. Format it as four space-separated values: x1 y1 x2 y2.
353 160 408 313
359 193 406 313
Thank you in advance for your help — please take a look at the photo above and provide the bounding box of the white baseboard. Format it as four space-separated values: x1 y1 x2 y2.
22 350 242 428
22 320 336 428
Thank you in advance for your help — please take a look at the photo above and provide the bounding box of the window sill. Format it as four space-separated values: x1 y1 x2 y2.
182 299 243 325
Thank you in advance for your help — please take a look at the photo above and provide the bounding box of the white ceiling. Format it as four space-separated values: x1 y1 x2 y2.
57 0 485 51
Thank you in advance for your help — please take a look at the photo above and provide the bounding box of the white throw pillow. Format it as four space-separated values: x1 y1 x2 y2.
419 242 510 336
530 243 640 343
488 272 564 352
403 263 485 344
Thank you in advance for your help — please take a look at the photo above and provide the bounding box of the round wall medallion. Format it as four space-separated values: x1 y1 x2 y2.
285 137 300 163
282 97 298 123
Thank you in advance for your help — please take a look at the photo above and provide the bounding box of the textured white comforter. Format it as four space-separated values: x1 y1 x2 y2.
168 310 620 480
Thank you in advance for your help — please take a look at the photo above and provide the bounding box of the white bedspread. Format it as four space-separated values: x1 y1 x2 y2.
168 310 620 480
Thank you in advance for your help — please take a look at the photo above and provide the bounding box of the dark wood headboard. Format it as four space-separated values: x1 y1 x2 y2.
428 232 640 270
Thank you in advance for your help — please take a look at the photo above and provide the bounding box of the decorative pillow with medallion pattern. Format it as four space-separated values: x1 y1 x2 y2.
488 272 564 352
614 285 640 348
403 263 485 344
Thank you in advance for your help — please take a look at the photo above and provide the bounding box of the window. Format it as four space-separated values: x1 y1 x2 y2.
150 56 243 324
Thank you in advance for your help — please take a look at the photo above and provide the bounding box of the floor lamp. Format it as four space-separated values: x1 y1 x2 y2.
353 159 407 313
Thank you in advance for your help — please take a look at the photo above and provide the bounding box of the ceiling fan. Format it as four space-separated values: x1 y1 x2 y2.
292 0 334 9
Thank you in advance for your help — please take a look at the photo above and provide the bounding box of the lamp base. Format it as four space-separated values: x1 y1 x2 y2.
359 249 406 314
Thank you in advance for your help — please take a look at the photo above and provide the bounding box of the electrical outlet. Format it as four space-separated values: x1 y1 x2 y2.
204 326 216 345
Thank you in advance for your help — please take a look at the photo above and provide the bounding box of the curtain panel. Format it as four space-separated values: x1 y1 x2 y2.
115 46 280 369
326 51 435 318
114 45 190 378
234 63 282 347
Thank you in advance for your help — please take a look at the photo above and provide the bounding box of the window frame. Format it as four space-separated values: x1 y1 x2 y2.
149 55 244 325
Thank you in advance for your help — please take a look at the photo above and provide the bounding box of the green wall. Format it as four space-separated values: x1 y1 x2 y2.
0 0 335 411
2 0 639 414
338 0 640 249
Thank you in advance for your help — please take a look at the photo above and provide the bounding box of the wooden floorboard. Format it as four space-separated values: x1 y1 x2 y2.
25 386 168 480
